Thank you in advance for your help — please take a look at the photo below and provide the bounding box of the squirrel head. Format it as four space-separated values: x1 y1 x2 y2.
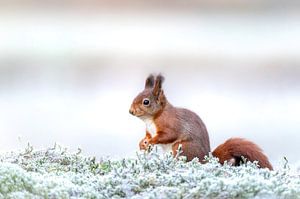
129 74 167 119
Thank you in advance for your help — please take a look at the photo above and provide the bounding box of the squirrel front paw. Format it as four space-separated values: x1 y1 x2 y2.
139 137 150 150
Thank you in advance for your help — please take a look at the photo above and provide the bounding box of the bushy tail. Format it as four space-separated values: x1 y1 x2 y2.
212 138 273 170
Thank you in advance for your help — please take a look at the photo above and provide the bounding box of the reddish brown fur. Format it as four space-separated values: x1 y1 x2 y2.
130 74 211 161
130 74 273 169
149 103 211 161
212 138 273 170
139 132 152 150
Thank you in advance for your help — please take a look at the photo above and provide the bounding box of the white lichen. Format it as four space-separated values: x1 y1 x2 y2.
0 144 299 199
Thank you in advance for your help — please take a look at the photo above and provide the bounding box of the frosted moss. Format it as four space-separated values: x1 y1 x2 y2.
0 144 299 199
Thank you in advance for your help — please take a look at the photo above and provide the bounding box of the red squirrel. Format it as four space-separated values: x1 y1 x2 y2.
129 74 273 170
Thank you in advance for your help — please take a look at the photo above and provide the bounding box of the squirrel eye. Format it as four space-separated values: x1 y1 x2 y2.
142 98 150 106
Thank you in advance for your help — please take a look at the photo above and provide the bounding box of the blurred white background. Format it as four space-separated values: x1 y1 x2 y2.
0 1 299 165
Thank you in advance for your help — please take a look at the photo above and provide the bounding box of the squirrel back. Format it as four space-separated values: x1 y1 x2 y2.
130 74 210 161
212 138 273 170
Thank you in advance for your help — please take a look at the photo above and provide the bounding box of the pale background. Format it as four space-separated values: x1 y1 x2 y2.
0 1 299 166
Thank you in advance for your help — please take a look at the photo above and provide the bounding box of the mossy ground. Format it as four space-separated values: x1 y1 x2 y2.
0 144 299 199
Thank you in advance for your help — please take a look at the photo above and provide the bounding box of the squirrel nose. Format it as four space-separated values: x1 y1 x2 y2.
129 108 134 115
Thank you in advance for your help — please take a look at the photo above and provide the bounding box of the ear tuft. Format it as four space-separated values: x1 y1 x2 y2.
153 74 165 96
145 74 155 88
156 74 165 85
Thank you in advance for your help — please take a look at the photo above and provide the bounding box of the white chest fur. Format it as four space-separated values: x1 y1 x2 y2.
158 143 174 153
142 118 173 154
143 119 157 137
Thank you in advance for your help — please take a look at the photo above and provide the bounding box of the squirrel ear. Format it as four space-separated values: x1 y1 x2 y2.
152 74 165 96
145 74 155 89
